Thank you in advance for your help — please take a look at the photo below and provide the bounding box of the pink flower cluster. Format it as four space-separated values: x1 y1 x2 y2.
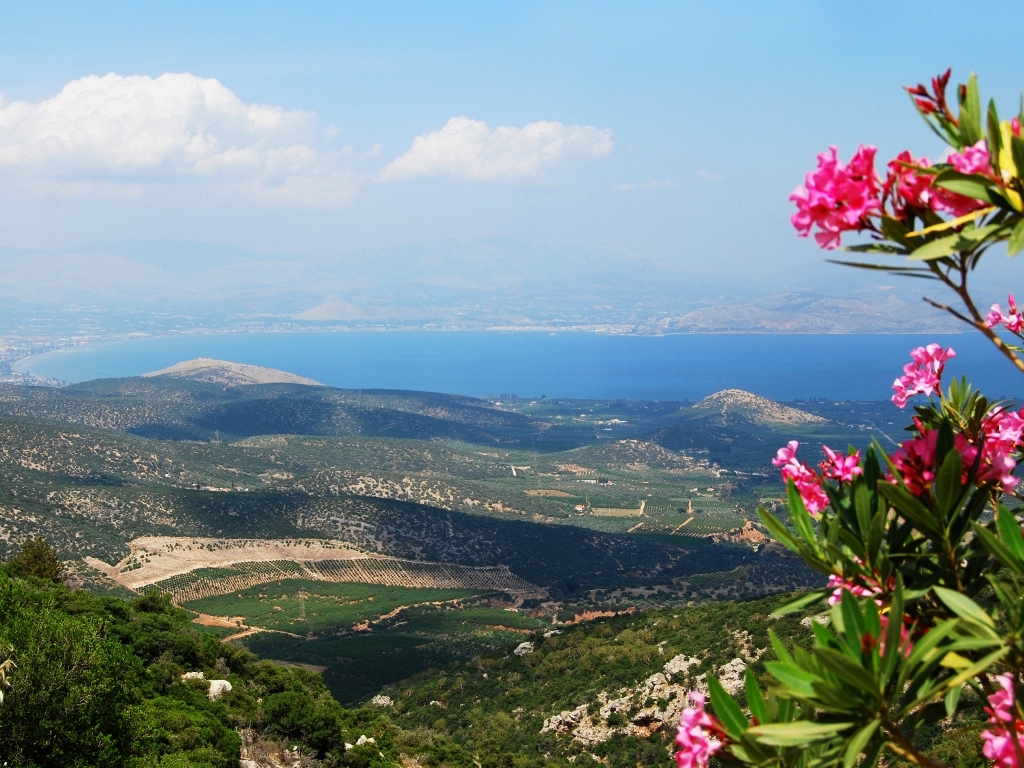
790 145 881 249
978 408 1024 491
675 693 724 768
987 294 1024 334
891 344 955 408
890 409 1023 496
773 441 828 515
982 674 1024 768
792 131 999 246
825 567 883 607
772 442 861 515
884 145 990 219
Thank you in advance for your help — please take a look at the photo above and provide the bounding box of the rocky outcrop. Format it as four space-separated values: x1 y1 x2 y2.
540 653 708 745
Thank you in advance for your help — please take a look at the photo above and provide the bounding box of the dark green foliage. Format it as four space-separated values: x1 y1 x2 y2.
0 575 143 767
0 570 373 766
3 537 65 581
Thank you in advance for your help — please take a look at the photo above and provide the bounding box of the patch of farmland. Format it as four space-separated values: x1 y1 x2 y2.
83 535 540 601
148 556 538 604
183 580 480 634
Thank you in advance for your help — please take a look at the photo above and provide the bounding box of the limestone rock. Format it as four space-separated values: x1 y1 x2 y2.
514 642 534 656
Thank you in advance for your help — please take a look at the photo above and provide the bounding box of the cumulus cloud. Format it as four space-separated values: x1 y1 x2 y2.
0 72 357 204
380 116 613 181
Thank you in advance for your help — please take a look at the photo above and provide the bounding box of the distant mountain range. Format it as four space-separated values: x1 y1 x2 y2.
634 292 962 335
0 239 964 341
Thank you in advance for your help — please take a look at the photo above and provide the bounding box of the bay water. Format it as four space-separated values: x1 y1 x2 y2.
14 331 1024 402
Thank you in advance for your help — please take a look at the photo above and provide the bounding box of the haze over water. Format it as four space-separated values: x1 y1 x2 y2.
16 331 1024 402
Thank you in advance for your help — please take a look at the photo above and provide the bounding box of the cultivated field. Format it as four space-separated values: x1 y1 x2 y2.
84 535 540 602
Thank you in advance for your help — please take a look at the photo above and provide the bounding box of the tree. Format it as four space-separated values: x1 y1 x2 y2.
4 537 65 582
673 71 1024 768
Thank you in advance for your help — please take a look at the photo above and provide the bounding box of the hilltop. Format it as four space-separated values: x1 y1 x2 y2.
143 357 323 386
692 388 827 425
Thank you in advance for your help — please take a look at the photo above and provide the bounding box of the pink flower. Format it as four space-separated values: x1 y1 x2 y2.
773 441 829 515
989 674 1017 724
982 675 1023 768
982 728 1024 768
1014 118 1022 138
675 692 724 768
825 574 882 606
885 151 938 216
984 409 1024 454
949 139 992 176
986 295 1024 334
891 344 955 408
878 614 913 658
791 145 881 249
933 143 992 216
821 446 863 483
890 427 939 496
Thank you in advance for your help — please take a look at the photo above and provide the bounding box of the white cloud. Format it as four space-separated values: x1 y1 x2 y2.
0 72 357 205
696 170 724 181
380 116 613 181
613 179 677 191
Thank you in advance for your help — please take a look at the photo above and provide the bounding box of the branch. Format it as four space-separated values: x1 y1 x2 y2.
881 710 949 768
923 297 1024 375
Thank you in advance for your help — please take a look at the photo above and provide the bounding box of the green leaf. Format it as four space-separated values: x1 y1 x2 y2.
707 675 748 738
745 668 768 724
843 720 881 768
907 232 961 261
764 662 818 698
816 647 878 694
768 630 794 665
996 505 1024 561
933 586 994 627
935 447 963 515
945 685 962 718
757 507 801 553
747 721 854 747
1011 135 1024 182
770 590 827 617
1008 218 1024 257
988 99 1002 160
933 171 999 203
877 483 941 536
970 522 1024 577
959 73 983 146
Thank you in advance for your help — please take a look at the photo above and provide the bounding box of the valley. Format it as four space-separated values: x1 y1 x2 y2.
0 359 901 703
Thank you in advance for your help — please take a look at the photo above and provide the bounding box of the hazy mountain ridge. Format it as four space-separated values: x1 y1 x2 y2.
635 291 962 334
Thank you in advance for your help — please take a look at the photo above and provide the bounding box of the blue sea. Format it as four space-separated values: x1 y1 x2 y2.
13 331 1024 402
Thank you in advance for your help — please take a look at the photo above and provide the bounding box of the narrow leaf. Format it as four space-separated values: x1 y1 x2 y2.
770 590 827 617
707 675 748 738
745 668 768 725
843 720 881 768
933 586 994 627
1008 218 1024 256
747 721 854 747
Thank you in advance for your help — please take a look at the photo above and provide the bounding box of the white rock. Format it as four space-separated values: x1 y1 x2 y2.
716 658 747 696
345 743 354 751
514 642 534 656
207 679 232 700
543 630 563 638
240 760 260 768
356 735 375 745
662 654 701 680
370 694 393 707
541 704 588 734
181 671 205 680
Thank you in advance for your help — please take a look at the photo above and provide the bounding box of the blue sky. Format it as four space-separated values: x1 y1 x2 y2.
2 1 1024 298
